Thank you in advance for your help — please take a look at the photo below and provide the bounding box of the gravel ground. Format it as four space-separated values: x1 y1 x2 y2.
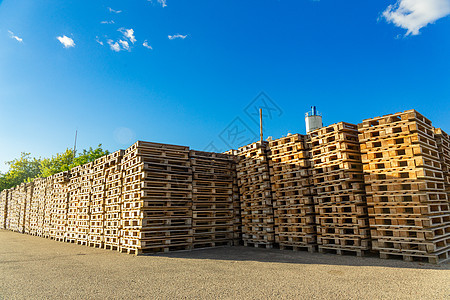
1 230 449 299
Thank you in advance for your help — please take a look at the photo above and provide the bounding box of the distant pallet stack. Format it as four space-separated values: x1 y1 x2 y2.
34 178 47 237
104 150 124 250
89 158 108 247
77 163 93 245
23 182 34 234
0 189 8 229
120 141 193 254
190 150 235 249
359 110 450 263
66 166 82 243
49 172 70 241
309 122 370 256
42 177 54 238
17 184 27 233
236 141 275 248
268 134 316 252
434 128 450 199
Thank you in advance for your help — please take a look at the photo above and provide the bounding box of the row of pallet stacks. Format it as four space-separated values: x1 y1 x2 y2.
434 128 450 200
236 141 275 248
190 150 235 248
120 141 193 254
359 110 450 263
309 123 371 256
268 134 316 252
104 150 125 250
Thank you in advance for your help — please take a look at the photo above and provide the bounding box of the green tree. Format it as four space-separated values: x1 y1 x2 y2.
70 145 109 168
0 153 41 191
39 149 74 178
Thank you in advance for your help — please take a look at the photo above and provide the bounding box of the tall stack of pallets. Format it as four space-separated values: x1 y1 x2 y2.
17 183 27 233
66 166 82 243
434 128 450 200
309 122 370 256
236 141 275 248
104 150 124 250
89 158 108 247
120 141 193 254
34 178 46 237
42 177 54 238
359 110 450 263
268 134 316 252
77 163 92 245
0 189 8 229
23 182 34 234
50 172 70 241
190 150 235 248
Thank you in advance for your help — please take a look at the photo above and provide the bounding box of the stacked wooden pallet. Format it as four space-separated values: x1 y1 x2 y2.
50 172 70 241
268 134 316 252
23 182 34 234
89 158 108 247
120 141 193 254
66 166 82 243
236 141 275 248
17 183 27 233
42 177 54 238
309 122 370 256
104 150 124 250
0 189 8 229
434 128 450 199
359 110 450 263
190 150 235 248
34 178 47 237
77 163 92 245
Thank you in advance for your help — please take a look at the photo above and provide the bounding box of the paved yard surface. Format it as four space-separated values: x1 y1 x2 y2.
1 230 449 299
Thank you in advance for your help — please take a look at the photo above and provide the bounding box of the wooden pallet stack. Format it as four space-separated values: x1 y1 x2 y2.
434 128 450 199
89 158 108 247
17 183 27 233
358 110 450 263
34 178 47 237
236 141 275 248
309 122 370 256
120 141 193 254
42 177 54 238
268 134 316 252
5 189 13 230
0 189 8 229
23 182 34 234
190 150 235 248
104 150 125 250
77 163 93 245
66 166 82 243
49 172 70 241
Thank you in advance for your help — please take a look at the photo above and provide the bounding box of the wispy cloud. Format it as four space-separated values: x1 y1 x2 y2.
108 7 122 14
143 40 153 49
57 35 75 48
119 40 130 51
381 0 450 36
95 36 104 46
148 0 167 7
107 39 121 52
8 30 23 43
168 34 187 40
101 20 115 24
119 28 136 43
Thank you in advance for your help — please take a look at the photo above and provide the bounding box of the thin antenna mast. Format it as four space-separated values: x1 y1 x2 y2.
259 108 263 142
73 130 78 162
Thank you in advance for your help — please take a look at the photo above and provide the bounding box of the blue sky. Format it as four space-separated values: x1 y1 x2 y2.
1 0 449 171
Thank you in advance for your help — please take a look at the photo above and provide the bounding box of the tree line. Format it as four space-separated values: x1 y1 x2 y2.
0 145 109 192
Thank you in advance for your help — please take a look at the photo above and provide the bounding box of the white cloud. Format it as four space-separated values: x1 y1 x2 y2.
382 0 450 36
95 36 104 45
158 0 167 7
119 28 136 43
57 35 75 48
108 7 122 14
101 20 115 24
143 40 153 49
168 34 187 40
107 39 121 52
119 40 130 51
8 30 23 43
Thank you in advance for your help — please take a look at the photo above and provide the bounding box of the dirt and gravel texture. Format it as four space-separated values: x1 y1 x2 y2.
1 230 449 300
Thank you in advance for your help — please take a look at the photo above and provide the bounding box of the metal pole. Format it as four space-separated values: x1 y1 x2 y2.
259 108 263 142
73 130 77 162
